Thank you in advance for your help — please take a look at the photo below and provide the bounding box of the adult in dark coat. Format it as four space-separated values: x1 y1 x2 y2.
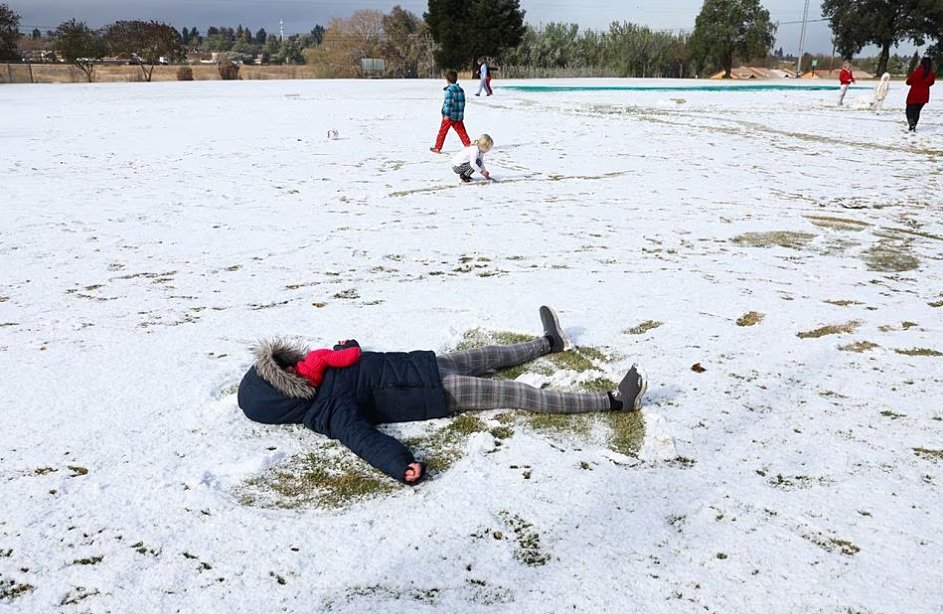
905 57 936 132
237 307 648 484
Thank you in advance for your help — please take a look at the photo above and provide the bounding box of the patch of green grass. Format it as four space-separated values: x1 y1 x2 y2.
805 216 870 231
830 538 860 556
880 410 906 419
894 348 942 357
797 321 860 338
839 340 879 353
490 426 514 440
0 579 35 600
546 350 594 372
913 447 943 461
732 231 816 250
624 320 663 335
574 346 610 362
736 311 764 327
580 377 617 393
405 416 489 476
606 411 645 456
331 585 442 608
525 412 593 437
862 243 920 272
446 414 487 436
824 299 862 306
498 511 550 567
240 442 395 510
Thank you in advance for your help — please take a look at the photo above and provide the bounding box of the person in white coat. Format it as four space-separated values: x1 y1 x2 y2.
451 134 494 182
872 72 891 112
476 58 492 96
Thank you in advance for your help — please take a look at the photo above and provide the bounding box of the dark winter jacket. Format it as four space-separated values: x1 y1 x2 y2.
441 83 466 121
237 338 450 482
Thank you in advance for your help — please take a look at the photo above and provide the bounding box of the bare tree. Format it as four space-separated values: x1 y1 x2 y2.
307 11 386 78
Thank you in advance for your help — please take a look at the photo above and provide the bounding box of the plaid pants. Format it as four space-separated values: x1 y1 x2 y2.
437 338 611 414
453 162 474 178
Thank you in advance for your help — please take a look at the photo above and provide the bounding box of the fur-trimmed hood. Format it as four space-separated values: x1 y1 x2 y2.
237 338 315 425
251 337 315 400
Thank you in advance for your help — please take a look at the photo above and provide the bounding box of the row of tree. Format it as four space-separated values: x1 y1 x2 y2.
3 1 943 81
824 0 943 75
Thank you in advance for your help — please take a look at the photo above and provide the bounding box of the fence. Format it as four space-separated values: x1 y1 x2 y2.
1 62 36 83
0 62 325 84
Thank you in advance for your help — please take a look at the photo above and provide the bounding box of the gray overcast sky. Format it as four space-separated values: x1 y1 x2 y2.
9 1 918 57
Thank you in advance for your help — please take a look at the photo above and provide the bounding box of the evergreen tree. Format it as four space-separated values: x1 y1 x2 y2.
425 0 525 68
0 2 21 60
311 24 325 46
689 0 775 78
382 6 427 77
105 20 184 81
53 19 108 82
823 0 943 75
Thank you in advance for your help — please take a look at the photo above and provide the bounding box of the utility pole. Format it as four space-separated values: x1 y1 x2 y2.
796 0 810 76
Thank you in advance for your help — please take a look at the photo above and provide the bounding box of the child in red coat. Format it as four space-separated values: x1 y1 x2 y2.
838 61 855 106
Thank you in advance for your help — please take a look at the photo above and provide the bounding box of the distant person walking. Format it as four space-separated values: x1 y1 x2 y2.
475 58 492 96
905 57 936 132
430 69 471 154
872 72 891 112
837 61 855 106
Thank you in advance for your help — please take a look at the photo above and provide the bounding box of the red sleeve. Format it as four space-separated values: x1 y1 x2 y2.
295 347 362 387
322 345 361 368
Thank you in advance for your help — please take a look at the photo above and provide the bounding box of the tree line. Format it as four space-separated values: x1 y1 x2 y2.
2 0 942 81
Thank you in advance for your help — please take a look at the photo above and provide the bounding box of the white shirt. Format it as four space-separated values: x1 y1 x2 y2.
479 63 489 79
452 145 487 174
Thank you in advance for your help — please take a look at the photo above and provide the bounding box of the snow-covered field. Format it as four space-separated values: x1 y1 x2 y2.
1 78 941 613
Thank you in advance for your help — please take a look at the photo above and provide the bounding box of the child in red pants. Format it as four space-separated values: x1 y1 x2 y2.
430 69 470 153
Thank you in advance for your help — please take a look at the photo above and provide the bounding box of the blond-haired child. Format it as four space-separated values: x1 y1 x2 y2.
451 134 494 182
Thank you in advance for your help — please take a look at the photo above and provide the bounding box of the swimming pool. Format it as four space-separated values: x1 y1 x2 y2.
500 83 868 93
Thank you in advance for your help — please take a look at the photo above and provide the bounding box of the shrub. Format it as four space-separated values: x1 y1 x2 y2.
176 66 193 81
217 60 240 80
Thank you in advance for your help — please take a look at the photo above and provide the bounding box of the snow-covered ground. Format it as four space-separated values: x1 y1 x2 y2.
1 78 941 613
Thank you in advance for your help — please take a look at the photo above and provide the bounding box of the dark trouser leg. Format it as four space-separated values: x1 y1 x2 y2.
906 103 924 130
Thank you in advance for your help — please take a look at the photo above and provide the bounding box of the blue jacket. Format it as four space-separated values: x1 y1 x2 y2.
238 339 450 483
441 83 466 121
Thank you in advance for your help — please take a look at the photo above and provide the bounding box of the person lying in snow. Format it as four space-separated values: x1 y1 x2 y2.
237 307 647 484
